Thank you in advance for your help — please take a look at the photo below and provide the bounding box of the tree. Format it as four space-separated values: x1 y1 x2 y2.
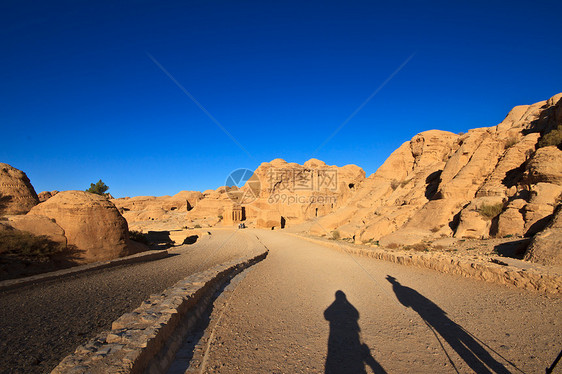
86 179 109 196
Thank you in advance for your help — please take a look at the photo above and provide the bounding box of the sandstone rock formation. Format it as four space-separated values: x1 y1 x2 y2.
112 191 203 231
0 163 39 215
309 93 562 248
241 158 365 229
7 214 67 246
28 191 133 262
524 206 562 266
38 190 59 202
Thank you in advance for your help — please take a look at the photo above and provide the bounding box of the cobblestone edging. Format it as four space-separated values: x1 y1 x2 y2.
51 249 268 374
289 234 562 295
0 250 169 292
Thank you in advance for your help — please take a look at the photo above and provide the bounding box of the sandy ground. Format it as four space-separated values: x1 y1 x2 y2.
172 229 562 374
0 229 255 374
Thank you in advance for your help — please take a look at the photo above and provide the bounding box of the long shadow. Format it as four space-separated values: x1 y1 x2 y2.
386 276 513 373
324 290 387 374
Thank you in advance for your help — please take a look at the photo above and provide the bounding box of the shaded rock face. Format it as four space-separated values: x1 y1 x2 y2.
524 206 562 266
0 163 39 215
311 93 562 246
28 191 132 263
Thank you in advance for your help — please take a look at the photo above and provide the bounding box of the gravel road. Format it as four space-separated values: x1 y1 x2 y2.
178 229 562 374
0 229 255 374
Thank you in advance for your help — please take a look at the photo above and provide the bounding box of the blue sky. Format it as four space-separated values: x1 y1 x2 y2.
1 0 561 197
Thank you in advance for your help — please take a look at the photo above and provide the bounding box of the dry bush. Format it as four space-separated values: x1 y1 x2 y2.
504 136 518 149
386 243 399 249
404 243 428 252
400 179 412 187
390 180 400 190
0 230 65 259
331 230 340 240
129 230 149 245
478 203 504 220
538 124 562 149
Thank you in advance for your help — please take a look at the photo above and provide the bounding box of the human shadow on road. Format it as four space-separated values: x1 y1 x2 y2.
386 275 511 373
324 290 387 374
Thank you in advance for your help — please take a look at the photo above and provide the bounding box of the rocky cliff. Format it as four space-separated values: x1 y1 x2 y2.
310 93 562 265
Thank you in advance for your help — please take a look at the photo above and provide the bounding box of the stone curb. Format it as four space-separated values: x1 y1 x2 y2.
0 250 169 292
51 248 268 374
288 233 562 295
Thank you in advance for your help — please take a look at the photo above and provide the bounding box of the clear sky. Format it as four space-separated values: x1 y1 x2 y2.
1 1 561 197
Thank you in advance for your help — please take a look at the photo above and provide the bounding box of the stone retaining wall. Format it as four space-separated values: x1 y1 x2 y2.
51 249 268 374
290 234 562 295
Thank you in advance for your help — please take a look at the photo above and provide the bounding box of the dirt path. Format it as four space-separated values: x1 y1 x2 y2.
0 229 254 374
176 229 562 374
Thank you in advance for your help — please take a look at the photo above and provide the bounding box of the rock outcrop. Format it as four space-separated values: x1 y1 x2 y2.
28 191 133 262
112 191 203 231
0 163 39 215
524 206 562 266
242 158 365 229
309 93 562 248
38 190 59 202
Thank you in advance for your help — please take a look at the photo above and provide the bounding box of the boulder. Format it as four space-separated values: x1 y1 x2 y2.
38 190 59 202
523 203 555 236
496 204 526 238
7 215 67 246
454 197 504 239
523 146 562 185
524 206 562 266
28 191 132 262
0 163 39 215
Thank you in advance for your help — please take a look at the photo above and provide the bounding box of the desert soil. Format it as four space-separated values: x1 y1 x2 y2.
171 229 562 374
0 229 256 374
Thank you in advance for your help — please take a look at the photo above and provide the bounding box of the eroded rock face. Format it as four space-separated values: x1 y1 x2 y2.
243 158 365 229
0 163 39 215
179 158 366 230
38 190 59 202
310 93 562 247
112 191 203 231
524 206 562 266
28 191 132 262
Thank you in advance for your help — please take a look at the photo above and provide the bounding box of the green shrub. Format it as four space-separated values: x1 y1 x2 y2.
128 230 149 245
218 215 223 220
538 124 562 149
478 203 504 220
0 230 65 258
86 179 109 196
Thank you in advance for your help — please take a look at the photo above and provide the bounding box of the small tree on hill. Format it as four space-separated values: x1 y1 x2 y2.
86 179 109 196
